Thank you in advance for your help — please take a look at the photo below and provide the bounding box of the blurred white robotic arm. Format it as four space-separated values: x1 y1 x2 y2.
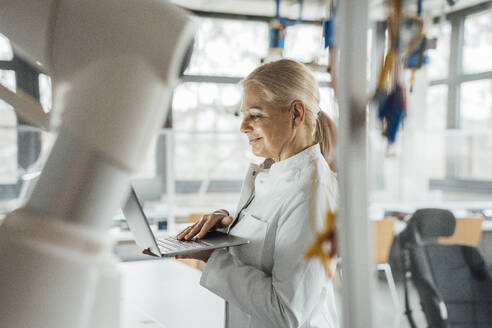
1 0 195 173
0 1 195 327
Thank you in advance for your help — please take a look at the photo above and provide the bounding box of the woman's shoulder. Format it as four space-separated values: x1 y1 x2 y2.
276 172 337 225
272 160 333 202
270 153 337 209
296 155 335 189
293 156 337 206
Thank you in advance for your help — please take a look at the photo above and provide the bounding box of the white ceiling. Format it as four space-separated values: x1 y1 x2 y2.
170 0 490 21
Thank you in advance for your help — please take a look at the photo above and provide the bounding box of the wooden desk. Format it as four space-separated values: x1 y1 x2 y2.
120 259 224 328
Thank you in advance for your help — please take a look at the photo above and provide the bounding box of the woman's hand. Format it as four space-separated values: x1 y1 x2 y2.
176 210 234 240
176 250 214 263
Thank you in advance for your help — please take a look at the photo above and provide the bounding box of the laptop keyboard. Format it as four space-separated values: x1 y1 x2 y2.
157 236 213 252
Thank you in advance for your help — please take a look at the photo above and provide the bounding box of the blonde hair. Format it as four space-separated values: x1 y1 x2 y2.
241 59 336 170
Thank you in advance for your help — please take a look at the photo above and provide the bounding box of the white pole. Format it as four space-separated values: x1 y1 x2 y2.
336 0 374 327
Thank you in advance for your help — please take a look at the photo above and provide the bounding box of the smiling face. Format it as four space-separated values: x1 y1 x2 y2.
240 86 295 162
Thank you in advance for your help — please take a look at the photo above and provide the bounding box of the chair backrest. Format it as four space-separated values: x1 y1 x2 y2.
438 217 484 247
406 208 456 243
372 218 396 264
401 209 492 327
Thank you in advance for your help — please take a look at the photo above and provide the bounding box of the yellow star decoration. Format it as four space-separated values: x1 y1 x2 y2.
305 210 337 278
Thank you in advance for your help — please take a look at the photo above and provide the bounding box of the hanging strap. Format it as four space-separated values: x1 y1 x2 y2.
402 245 418 328
275 0 304 27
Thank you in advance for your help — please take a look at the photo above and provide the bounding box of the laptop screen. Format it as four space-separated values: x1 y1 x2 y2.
122 187 161 256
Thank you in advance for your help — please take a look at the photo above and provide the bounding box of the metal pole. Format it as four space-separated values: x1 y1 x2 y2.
336 0 374 327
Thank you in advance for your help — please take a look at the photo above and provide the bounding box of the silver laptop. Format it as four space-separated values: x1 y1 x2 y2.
122 187 249 257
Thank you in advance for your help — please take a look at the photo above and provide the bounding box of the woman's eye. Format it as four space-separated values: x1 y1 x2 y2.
251 114 262 120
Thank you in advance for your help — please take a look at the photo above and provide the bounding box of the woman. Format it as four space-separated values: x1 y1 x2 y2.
177 59 338 328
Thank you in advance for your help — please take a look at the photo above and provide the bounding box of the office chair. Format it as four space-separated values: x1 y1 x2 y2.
399 208 492 328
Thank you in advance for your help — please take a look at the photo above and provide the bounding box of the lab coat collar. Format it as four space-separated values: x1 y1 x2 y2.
253 144 322 198
269 143 321 175
233 144 321 219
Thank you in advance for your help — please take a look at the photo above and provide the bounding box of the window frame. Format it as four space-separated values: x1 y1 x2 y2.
429 2 492 193
0 51 43 200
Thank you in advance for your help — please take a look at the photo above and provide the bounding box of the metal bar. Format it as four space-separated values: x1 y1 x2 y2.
429 178 492 194
456 71 492 83
446 1 492 20
181 74 330 87
336 0 373 326
181 74 242 84
429 79 448 86
432 1 492 23
180 7 322 25
170 130 239 134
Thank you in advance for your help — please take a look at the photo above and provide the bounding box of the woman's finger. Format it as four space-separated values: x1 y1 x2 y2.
185 218 206 240
177 225 193 239
220 216 234 227
176 225 194 240
196 219 218 239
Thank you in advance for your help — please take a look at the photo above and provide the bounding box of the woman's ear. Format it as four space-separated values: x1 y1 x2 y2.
291 101 305 128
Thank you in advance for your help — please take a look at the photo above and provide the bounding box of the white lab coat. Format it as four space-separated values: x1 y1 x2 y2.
200 144 339 328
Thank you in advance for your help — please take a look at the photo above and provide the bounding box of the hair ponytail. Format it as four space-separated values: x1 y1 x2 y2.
315 111 337 172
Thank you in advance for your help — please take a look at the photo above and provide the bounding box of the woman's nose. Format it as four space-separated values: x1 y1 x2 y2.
240 118 251 133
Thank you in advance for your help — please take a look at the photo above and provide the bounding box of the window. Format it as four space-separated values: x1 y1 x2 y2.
425 85 448 180
426 84 448 131
319 87 337 122
186 18 269 77
427 22 451 81
0 33 52 211
173 82 242 132
0 34 17 189
463 10 492 74
0 33 16 94
460 79 492 130
0 69 15 92
284 23 326 63
38 73 52 113
458 78 492 180
425 6 492 195
173 82 251 181
0 100 17 185
0 33 13 61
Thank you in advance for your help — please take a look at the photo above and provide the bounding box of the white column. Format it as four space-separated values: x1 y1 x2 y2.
336 0 374 327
